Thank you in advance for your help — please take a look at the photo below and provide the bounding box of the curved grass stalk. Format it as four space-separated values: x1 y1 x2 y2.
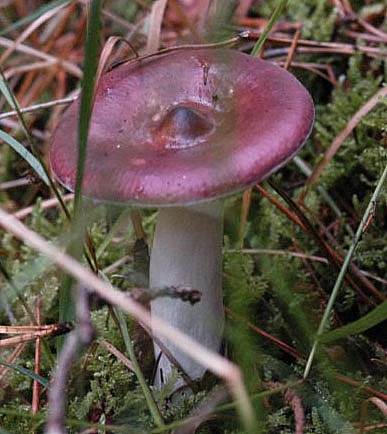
115 308 165 429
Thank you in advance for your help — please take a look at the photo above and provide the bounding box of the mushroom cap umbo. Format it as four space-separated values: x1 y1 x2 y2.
50 49 314 206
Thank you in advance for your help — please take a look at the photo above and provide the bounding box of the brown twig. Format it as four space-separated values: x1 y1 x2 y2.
0 323 72 348
355 422 387 432
281 61 337 85
226 307 305 360
238 188 253 245
0 3 67 67
13 193 73 220
284 28 301 70
0 324 71 334
265 382 305 434
129 285 202 305
359 397 387 433
98 340 135 372
130 210 146 240
255 184 305 229
334 373 387 402
246 30 386 54
102 255 132 274
0 118 48 141
341 29 387 44
356 17 387 43
0 343 25 385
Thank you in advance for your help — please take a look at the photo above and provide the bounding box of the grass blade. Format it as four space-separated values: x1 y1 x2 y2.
58 0 103 335
146 0 168 54
74 0 102 218
250 0 289 56
0 76 19 107
114 307 165 429
0 129 49 186
0 359 50 388
320 299 387 343
303 162 387 378
0 70 71 220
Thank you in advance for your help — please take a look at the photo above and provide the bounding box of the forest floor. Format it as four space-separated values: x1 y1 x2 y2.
0 1 387 433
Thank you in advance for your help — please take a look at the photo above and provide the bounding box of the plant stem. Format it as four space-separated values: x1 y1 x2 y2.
250 0 289 57
115 308 165 428
303 162 387 378
74 0 102 219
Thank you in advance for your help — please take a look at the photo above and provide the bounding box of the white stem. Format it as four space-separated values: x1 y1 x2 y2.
150 201 224 390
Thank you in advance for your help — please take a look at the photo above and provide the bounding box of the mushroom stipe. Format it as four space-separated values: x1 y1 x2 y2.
51 48 314 395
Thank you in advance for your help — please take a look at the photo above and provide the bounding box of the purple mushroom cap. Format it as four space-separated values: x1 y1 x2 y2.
50 49 314 206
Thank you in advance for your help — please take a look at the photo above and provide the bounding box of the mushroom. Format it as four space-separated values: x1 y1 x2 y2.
50 49 314 393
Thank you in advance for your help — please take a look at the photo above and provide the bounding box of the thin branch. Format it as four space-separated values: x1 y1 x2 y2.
0 343 25 385
0 95 77 120
0 324 71 348
13 193 73 220
98 340 134 371
226 308 305 360
0 177 30 190
284 28 300 70
247 31 387 58
129 285 201 305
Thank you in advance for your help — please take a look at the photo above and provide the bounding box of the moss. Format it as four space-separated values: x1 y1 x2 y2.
1 1 387 433
253 0 337 41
